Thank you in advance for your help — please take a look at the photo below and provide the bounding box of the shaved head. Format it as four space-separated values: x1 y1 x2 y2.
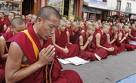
11 17 25 32
37 6 61 20
11 17 24 28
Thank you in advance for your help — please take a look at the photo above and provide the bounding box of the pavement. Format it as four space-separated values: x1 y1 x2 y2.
62 50 136 83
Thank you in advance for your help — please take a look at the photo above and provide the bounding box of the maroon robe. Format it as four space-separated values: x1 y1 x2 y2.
55 29 79 58
131 28 136 37
12 26 82 83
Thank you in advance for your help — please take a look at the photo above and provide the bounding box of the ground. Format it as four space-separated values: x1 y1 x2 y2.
62 50 136 83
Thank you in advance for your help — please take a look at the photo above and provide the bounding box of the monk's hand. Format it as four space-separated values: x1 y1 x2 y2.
107 47 114 51
38 45 55 66
87 36 93 42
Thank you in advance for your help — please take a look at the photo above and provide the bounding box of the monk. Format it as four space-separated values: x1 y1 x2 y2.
0 12 9 33
79 22 98 61
129 23 136 40
25 14 33 28
5 6 82 83
109 25 125 54
131 23 136 37
69 22 81 44
120 25 136 51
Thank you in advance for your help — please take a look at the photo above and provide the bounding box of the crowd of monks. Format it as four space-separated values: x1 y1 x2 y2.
0 6 136 83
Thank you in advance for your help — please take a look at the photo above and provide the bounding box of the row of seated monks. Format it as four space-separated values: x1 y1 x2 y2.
0 6 136 83
53 19 136 61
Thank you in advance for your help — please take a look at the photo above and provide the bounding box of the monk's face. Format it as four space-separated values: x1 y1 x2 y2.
38 15 60 40
8 13 15 21
0 13 4 18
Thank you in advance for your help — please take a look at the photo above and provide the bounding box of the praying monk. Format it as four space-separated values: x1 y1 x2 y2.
5 6 82 83
79 22 97 61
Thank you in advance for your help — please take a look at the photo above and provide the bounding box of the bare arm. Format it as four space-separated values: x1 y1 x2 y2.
6 42 55 83
120 33 128 43
0 36 6 59
66 31 72 44
54 44 69 53
118 32 123 41
106 34 111 44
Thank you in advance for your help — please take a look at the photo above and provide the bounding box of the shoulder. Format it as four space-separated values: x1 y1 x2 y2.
9 42 24 57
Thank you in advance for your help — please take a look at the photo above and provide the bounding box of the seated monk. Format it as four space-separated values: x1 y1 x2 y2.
131 23 136 37
109 25 125 54
5 6 82 83
129 23 136 41
69 22 81 44
53 20 79 58
79 21 99 61
3 12 15 33
120 25 136 51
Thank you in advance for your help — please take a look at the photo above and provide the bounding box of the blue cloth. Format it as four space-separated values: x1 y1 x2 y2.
117 74 136 83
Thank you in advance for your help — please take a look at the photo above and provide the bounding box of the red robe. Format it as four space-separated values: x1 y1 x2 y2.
69 29 81 44
12 26 82 83
55 29 79 58
78 32 96 61
2 31 14 41
0 17 11 33
131 28 136 37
